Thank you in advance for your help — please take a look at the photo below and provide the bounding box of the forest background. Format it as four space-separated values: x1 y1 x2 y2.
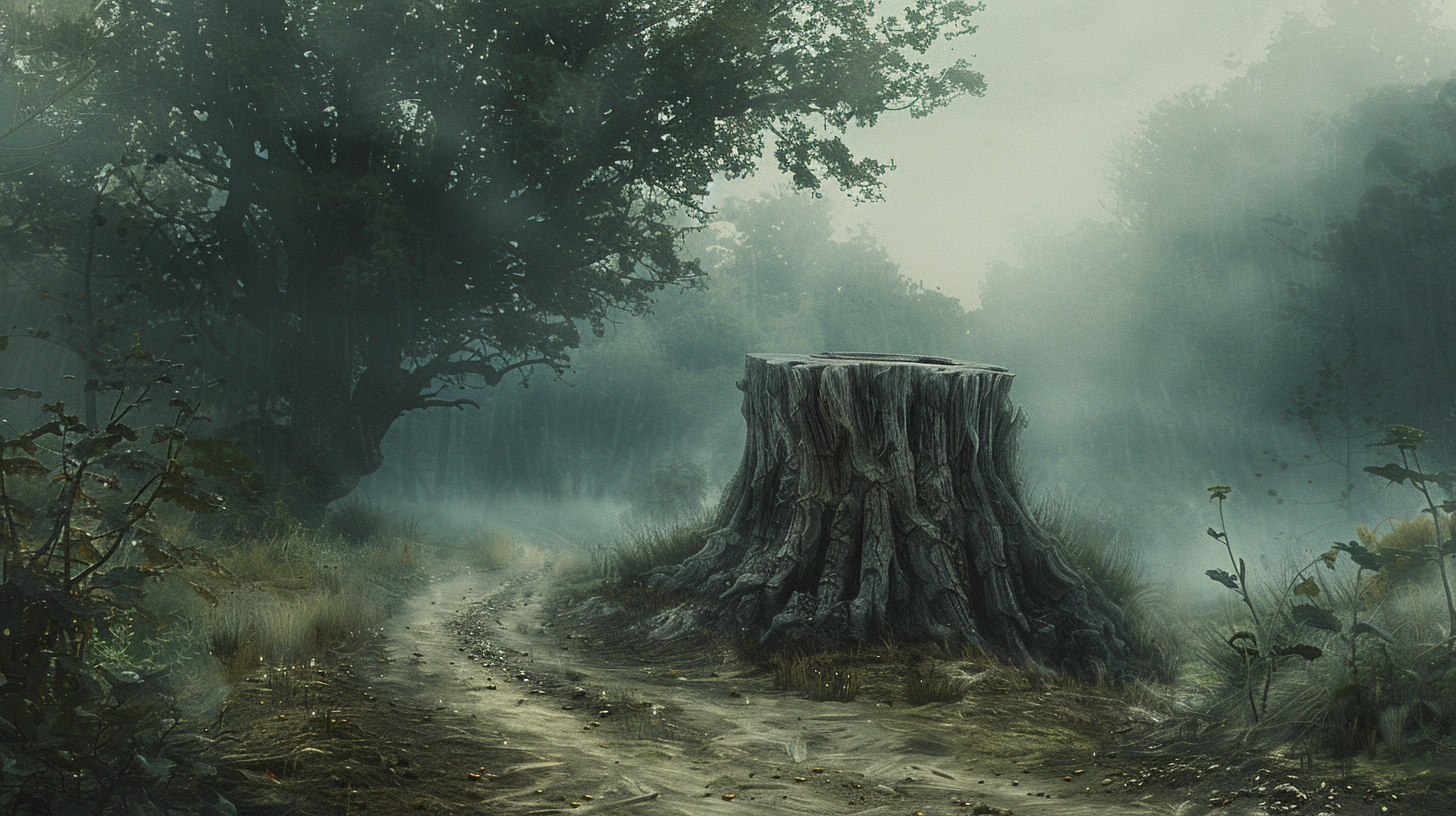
3 0 1456 580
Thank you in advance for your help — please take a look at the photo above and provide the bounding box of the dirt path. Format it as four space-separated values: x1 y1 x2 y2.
357 559 1190 816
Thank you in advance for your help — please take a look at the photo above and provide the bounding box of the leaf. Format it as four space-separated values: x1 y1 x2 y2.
187 580 219 607
1378 424 1427 451
1351 621 1396 643
142 543 180 568
0 387 40 400
1331 540 1401 571
71 538 104 565
1273 643 1323 661
1319 548 1339 570
1226 631 1259 657
1206 569 1239 590
1206 527 1226 541
1 456 49 478
1292 576 1320 598
1364 463 1428 486
1207 485 1231 501
3 496 36 527
1291 604 1342 633
153 484 222 513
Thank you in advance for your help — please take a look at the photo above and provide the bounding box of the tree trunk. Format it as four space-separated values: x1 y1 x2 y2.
651 353 1134 679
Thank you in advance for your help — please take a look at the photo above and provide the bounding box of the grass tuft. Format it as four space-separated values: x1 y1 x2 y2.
903 663 968 705
1034 496 1179 683
468 528 517 572
608 512 711 586
323 501 415 546
773 652 860 702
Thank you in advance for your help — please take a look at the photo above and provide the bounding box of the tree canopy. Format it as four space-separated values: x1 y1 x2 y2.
3 0 984 518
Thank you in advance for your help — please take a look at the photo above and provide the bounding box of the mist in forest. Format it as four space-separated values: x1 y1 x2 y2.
341 1 1456 590
3 0 1456 585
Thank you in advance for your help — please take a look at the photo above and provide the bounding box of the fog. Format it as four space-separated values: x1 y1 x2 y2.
10 2 1456 810
344 0 1456 587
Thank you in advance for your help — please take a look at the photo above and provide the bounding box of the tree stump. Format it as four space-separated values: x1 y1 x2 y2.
651 352 1133 678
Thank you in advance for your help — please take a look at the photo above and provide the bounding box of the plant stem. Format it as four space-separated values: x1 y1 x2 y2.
1217 497 1262 631
1408 449 1456 639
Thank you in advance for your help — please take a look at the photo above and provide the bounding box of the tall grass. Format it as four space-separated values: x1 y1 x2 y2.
608 511 712 586
1033 496 1179 683
102 509 424 684
773 652 861 702
1190 560 1456 759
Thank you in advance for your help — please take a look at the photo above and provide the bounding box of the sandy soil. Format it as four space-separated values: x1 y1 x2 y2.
213 548 1447 816
357 560 1185 816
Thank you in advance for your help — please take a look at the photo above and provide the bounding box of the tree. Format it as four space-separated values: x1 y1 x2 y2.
5 0 985 520
972 0 1456 513
356 192 977 503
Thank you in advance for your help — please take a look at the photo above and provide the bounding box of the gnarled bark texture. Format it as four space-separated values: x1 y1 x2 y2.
652 353 1133 679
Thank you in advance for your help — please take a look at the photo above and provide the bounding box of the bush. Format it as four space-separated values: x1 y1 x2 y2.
1189 430 1456 760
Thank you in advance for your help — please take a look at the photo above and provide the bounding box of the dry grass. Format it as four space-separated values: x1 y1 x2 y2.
773 653 861 703
903 663 968 705
469 528 517 571
609 512 711 585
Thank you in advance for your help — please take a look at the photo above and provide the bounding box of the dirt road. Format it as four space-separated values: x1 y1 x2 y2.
358 559 1192 816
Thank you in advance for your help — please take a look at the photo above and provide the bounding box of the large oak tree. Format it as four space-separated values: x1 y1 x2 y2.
4 0 984 519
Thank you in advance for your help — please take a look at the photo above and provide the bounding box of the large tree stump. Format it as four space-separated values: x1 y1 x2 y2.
651 352 1133 678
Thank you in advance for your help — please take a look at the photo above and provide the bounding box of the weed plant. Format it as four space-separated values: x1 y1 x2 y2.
1191 426 1456 760
0 345 235 814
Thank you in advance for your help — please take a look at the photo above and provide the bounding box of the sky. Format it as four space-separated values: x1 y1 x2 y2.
713 0 1379 308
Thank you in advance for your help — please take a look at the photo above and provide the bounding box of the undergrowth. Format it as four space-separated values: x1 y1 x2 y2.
1035 497 1181 684
1187 425 1456 762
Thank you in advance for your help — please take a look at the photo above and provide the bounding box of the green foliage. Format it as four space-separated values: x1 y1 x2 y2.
1194 433 1456 758
2 0 986 514
0 344 234 813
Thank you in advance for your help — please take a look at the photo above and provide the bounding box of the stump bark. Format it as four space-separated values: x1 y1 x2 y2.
651 352 1133 678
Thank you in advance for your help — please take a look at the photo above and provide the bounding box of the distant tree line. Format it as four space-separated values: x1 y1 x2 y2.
972 0 1456 518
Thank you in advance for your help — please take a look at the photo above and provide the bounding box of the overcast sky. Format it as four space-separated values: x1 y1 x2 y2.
713 0 1456 308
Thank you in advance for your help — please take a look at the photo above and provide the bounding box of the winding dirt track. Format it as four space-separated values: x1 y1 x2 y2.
352 551 1193 816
